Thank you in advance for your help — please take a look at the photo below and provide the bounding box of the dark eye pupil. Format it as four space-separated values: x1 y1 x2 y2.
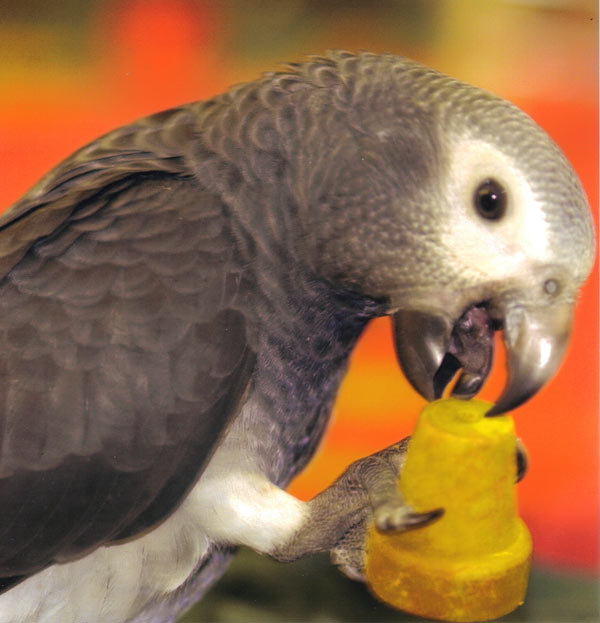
474 179 507 220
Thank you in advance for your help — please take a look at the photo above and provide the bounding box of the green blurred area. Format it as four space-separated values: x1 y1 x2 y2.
0 0 595 99
0 0 437 74
180 550 599 623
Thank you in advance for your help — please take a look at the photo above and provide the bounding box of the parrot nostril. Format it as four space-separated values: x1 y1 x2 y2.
543 278 560 296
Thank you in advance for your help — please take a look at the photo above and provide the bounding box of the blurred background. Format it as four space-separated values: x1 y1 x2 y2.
0 0 597 621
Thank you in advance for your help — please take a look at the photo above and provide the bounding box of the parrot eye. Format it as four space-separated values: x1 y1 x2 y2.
474 179 507 221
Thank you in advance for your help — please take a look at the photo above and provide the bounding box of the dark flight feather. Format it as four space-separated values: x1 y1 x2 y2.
0 148 255 579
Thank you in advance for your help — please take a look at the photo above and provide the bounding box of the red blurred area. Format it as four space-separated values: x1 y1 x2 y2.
0 0 230 209
0 1 597 573
95 0 227 114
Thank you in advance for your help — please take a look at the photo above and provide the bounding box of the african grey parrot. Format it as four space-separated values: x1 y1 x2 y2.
0 51 594 622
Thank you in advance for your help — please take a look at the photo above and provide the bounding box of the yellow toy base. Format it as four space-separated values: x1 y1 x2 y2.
366 518 531 622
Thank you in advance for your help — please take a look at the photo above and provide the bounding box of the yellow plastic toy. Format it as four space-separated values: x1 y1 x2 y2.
365 398 532 622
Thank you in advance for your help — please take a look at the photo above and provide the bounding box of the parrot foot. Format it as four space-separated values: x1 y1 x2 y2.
271 438 440 580
272 436 525 581
330 522 368 582
329 504 443 582
328 438 441 581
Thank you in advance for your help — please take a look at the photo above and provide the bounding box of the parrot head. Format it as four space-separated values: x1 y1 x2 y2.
298 53 595 414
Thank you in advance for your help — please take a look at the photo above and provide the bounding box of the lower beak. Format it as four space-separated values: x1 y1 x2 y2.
393 302 573 415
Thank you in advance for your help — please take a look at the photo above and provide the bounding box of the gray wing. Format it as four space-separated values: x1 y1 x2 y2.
0 117 256 581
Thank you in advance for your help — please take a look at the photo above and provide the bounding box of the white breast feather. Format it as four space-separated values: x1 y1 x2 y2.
0 399 307 623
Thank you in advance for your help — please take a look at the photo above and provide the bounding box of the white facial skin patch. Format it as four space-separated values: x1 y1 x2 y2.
441 138 551 287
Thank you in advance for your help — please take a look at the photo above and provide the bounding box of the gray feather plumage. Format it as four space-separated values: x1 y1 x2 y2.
0 51 389 582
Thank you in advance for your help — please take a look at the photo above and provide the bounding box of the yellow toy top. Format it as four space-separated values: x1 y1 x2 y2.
365 398 532 622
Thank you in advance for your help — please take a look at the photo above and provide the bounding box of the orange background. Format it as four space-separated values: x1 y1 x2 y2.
0 0 597 573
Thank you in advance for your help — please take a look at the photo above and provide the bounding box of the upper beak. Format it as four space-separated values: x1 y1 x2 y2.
393 302 573 415
487 303 572 415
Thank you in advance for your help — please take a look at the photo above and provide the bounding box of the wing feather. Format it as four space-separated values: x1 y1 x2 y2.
0 138 255 579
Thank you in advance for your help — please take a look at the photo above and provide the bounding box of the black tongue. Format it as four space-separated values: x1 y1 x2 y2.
448 305 495 399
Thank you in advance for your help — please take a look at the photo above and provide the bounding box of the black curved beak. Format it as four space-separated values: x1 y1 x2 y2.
393 302 573 415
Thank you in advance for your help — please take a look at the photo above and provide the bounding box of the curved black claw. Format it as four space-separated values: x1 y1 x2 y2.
516 438 528 483
374 506 444 533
